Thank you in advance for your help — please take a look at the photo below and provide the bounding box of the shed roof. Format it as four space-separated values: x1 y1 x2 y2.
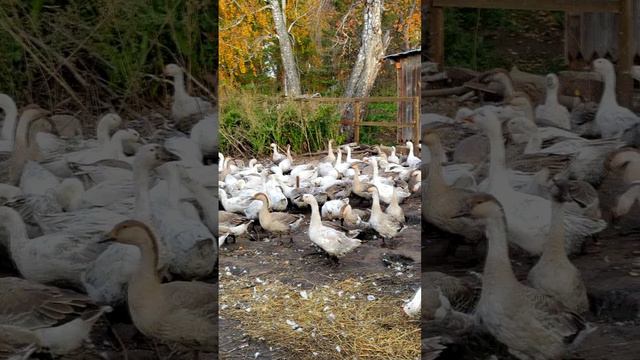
382 48 421 61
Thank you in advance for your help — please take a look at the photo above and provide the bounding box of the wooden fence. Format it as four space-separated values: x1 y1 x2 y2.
426 0 635 106
295 96 420 148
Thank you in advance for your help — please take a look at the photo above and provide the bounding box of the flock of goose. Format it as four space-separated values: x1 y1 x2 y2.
423 58 640 359
218 139 422 260
0 64 218 358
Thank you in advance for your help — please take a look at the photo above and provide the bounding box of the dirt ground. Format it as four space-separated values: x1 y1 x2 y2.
218 191 422 359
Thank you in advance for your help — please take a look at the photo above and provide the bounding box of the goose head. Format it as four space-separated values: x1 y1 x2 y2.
465 108 501 136
605 148 640 171
133 143 180 169
592 58 615 79
103 220 157 249
98 113 122 130
545 73 560 91
301 194 316 205
163 63 182 77
252 192 271 207
453 193 503 219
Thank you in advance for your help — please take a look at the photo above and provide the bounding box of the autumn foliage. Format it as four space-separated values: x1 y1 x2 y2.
219 0 420 93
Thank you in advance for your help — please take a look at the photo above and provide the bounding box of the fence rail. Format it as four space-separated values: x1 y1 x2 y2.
295 96 420 147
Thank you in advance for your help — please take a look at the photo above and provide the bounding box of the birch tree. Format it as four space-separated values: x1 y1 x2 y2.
268 0 302 96
344 0 389 98
342 0 389 134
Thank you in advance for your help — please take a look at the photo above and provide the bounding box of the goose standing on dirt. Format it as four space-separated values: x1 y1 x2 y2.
454 193 594 359
592 58 640 138
102 220 217 355
367 186 404 246
302 194 361 262
164 63 214 120
535 74 571 129
253 192 303 243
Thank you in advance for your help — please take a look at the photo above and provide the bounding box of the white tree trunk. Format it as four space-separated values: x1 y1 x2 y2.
269 0 302 97
343 0 389 135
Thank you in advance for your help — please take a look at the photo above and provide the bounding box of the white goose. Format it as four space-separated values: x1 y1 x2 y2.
369 157 410 204
469 108 606 255
302 194 361 260
592 58 640 138
404 141 421 167
534 74 571 129
0 94 18 153
164 63 214 120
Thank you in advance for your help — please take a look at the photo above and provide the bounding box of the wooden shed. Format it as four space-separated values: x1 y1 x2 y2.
383 48 421 142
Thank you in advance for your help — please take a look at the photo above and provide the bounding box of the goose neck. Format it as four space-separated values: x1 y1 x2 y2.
483 214 518 285
130 237 162 295
540 200 567 260
371 191 383 214
309 199 322 227
1 209 29 253
601 70 618 106
485 122 510 191
133 164 152 223
426 141 447 191
545 86 559 105
104 134 126 159
172 71 188 100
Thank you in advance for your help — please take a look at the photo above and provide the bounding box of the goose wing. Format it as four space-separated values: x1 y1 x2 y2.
0 277 91 329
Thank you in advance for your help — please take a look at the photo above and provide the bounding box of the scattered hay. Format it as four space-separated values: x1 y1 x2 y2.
220 275 420 359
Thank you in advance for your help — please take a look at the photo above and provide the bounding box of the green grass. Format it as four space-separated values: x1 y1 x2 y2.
220 87 346 157
0 0 216 117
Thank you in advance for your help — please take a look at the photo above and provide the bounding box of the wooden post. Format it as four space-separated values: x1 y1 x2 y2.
354 100 361 144
617 0 634 107
413 96 420 150
428 1 445 67
396 62 403 143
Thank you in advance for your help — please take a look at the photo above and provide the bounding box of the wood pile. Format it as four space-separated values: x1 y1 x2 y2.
422 62 600 111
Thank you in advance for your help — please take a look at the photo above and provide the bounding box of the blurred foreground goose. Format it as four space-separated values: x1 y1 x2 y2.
0 277 111 355
303 194 361 262
103 220 217 355
469 108 606 255
454 193 594 359
0 94 18 153
592 58 640 138
422 131 485 247
528 179 589 314
164 63 214 120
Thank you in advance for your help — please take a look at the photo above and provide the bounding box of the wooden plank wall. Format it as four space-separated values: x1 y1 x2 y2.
396 55 421 141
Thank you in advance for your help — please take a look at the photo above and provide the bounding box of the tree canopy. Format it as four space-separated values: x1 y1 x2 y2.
219 0 420 94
